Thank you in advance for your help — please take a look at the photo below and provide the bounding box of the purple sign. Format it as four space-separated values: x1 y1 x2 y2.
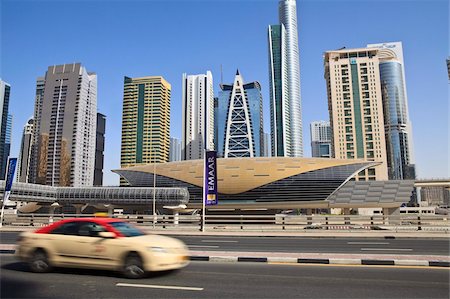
204 151 218 205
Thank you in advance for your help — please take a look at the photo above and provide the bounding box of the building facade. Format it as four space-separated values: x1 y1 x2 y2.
310 120 332 158
120 76 171 170
18 118 34 183
367 42 415 180
30 63 97 187
264 133 271 157
324 48 388 181
94 113 106 186
216 71 264 158
268 0 303 157
181 71 214 160
169 137 181 162
0 80 11 179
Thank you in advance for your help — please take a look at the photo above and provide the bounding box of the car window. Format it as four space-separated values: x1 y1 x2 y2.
109 221 145 237
50 222 82 235
78 222 106 237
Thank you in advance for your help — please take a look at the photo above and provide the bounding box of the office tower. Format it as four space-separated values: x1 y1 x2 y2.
0 79 11 179
17 117 34 183
94 113 106 186
2 114 12 178
121 76 171 169
324 48 388 181
264 133 271 157
216 70 264 158
268 0 303 157
310 120 332 158
169 137 181 162
367 42 415 180
181 71 214 160
31 63 97 187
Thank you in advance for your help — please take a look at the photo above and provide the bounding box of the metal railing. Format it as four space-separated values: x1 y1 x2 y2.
1 213 449 232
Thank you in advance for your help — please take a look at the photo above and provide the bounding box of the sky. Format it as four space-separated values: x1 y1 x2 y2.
1 0 448 186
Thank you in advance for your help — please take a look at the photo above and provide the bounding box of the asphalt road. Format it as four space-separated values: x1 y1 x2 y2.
2 232 449 255
0 255 448 299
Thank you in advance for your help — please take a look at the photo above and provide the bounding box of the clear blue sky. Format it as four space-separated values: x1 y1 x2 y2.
1 0 448 185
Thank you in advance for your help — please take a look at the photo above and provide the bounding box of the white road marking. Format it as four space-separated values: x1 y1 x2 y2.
187 245 220 248
201 240 238 243
360 248 413 251
347 242 390 245
116 283 203 291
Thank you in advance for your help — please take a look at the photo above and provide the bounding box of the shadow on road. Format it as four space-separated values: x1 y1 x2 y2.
2 261 181 280
1 276 42 298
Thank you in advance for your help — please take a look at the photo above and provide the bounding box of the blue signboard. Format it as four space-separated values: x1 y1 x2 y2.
5 158 17 192
204 151 218 205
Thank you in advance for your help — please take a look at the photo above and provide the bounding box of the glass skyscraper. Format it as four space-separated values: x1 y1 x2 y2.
268 0 303 157
367 42 415 180
216 70 264 158
0 79 11 179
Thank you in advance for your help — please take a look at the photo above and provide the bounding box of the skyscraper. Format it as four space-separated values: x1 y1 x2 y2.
367 42 415 180
324 48 388 181
310 120 332 158
216 70 264 158
169 137 181 162
181 71 214 160
264 133 271 157
18 117 34 183
30 63 97 187
94 113 106 186
0 79 11 179
120 76 171 169
268 0 303 157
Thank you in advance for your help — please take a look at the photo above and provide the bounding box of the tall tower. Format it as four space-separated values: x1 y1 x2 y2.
120 76 171 169
0 79 11 179
216 70 264 158
181 71 214 160
324 48 388 181
31 63 97 187
367 42 415 179
268 0 303 157
310 120 332 158
94 113 106 186
18 117 34 183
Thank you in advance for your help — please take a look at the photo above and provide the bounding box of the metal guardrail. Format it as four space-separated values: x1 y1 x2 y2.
1 213 449 231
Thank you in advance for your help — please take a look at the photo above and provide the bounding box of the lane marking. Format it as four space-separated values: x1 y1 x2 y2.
360 248 413 251
201 240 238 243
188 245 220 248
347 242 390 245
116 283 203 291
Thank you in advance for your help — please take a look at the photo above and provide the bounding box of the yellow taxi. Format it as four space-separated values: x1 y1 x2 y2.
16 217 189 278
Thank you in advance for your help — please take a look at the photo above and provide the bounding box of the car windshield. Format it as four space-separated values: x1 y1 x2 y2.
109 221 145 237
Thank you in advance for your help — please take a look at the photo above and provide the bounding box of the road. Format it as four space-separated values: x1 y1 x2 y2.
0 255 448 299
2 232 448 255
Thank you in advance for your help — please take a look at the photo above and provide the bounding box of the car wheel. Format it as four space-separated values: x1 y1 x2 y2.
29 249 51 273
123 253 145 279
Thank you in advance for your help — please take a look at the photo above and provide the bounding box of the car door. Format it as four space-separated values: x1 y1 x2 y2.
75 222 121 269
49 221 89 265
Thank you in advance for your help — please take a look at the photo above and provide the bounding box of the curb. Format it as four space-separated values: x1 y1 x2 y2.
2 249 448 267
187 255 450 268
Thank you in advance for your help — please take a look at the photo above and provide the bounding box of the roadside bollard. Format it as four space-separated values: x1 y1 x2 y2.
325 217 328 230
282 216 285 230
418 216 422 231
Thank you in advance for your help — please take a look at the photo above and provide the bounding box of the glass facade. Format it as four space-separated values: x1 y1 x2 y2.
216 75 264 158
379 61 415 179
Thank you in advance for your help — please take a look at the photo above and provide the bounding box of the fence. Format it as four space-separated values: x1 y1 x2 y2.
1 213 449 232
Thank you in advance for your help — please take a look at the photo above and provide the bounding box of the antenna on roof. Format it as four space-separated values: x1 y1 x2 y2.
220 64 223 85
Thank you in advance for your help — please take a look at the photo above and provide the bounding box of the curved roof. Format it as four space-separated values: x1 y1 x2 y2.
114 157 377 195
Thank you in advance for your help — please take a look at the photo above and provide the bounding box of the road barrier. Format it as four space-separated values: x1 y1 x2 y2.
1 213 449 232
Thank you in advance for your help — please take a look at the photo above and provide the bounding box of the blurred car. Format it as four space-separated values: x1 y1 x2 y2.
16 217 189 278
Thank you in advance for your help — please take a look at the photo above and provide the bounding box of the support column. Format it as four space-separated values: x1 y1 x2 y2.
173 211 179 225
382 207 400 225
108 205 114 216
48 203 60 224
343 208 351 215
